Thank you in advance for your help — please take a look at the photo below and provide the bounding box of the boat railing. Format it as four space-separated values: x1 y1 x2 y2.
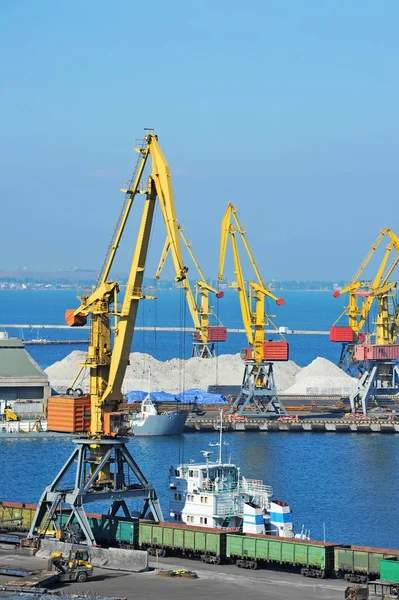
240 480 273 496
215 501 244 517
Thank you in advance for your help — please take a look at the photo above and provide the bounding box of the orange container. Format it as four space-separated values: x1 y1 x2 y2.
240 348 253 361
65 310 87 327
330 326 355 342
47 395 90 433
263 341 289 361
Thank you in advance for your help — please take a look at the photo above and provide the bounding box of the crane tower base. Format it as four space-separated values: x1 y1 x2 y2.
27 437 163 546
230 361 287 417
349 361 399 415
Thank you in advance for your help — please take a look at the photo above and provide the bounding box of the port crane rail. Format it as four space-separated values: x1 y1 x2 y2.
332 229 399 375
28 132 193 545
218 203 287 417
155 223 225 358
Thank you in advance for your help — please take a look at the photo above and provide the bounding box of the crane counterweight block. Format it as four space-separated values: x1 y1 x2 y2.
65 310 87 327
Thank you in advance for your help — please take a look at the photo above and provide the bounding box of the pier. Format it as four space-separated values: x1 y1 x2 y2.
185 415 399 434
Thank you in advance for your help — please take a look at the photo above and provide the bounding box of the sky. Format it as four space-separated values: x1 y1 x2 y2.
0 0 398 281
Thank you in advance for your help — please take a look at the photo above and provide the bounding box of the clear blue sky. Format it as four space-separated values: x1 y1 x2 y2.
0 0 398 280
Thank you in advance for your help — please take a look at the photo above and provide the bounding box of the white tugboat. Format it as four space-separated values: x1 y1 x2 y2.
169 413 297 537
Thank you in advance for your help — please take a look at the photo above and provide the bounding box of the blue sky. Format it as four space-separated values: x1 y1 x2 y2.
0 0 398 280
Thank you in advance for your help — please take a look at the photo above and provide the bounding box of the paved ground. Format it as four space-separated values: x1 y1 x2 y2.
0 546 348 600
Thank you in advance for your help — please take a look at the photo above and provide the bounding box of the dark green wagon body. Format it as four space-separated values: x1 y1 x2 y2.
226 534 336 575
334 546 399 577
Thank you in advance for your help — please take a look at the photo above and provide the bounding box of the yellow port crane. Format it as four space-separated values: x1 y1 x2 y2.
342 228 399 414
155 223 225 358
218 202 288 416
331 228 399 375
28 131 194 545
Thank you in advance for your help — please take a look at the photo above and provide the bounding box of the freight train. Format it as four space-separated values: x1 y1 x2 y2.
1 501 399 584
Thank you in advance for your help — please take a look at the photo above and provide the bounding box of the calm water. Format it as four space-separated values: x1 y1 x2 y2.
0 290 397 550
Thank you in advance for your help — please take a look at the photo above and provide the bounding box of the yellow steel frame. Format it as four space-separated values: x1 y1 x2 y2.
333 229 399 334
155 224 220 347
68 134 189 436
218 202 282 363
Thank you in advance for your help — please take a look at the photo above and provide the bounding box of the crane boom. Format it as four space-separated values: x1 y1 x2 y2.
66 133 190 436
155 223 225 357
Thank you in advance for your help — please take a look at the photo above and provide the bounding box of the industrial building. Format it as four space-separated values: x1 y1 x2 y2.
0 334 49 417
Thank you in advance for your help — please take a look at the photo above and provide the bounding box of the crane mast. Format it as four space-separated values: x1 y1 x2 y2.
331 229 399 375
28 132 192 545
155 224 225 357
218 203 287 417
341 228 399 414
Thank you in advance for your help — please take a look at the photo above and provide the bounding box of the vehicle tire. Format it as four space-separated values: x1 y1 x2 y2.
390 585 399 597
75 388 83 397
249 561 258 570
213 556 221 565
76 571 88 583
66 388 74 395
159 548 167 558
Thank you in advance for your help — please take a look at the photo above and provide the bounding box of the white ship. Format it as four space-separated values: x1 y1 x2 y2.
130 396 188 437
169 413 300 537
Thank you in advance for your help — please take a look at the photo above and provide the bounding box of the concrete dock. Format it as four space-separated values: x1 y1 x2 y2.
185 414 399 434
0 545 347 600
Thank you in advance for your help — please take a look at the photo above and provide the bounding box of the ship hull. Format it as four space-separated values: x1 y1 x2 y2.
131 411 188 436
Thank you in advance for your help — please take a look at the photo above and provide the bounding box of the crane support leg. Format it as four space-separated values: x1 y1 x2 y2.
28 438 163 545
338 343 366 377
230 361 287 417
191 342 216 358
349 362 399 414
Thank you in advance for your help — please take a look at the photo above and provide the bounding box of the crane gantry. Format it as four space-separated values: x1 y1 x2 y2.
28 131 195 545
155 223 226 358
332 227 399 414
331 228 399 375
218 202 288 416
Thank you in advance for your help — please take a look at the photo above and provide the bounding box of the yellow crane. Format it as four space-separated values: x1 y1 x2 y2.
331 229 399 375
218 203 288 416
28 131 193 545
155 223 225 357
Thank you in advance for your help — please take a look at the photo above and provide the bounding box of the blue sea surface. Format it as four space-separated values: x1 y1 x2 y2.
0 290 397 550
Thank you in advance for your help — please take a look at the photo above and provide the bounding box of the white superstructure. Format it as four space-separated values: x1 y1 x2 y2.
169 414 295 536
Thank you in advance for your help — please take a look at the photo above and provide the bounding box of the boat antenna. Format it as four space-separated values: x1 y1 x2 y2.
218 409 223 464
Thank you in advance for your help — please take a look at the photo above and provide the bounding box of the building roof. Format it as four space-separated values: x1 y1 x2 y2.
0 339 48 381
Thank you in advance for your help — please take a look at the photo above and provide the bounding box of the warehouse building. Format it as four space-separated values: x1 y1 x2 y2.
0 334 50 417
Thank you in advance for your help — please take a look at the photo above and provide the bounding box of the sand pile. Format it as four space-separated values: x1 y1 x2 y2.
45 351 301 395
281 357 357 396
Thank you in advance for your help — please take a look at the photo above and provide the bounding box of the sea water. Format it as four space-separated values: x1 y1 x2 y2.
0 289 397 549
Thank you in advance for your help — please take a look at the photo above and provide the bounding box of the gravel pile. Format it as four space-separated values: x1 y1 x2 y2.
281 357 358 396
45 351 301 395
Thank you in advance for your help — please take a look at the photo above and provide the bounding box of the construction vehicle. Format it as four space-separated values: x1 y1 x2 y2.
48 549 93 583
331 228 399 375
218 202 288 417
28 130 196 545
0 400 18 421
155 222 225 357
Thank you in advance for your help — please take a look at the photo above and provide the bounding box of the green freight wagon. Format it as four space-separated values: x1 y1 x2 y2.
226 533 336 576
378 558 399 584
138 521 226 563
334 546 399 583
0 502 37 532
89 516 139 547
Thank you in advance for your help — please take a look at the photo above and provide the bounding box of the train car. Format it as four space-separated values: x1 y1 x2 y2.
226 533 337 577
89 515 139 547
380 557 399 583
334 546 399 583
138 521 226 563
0 501 37 532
